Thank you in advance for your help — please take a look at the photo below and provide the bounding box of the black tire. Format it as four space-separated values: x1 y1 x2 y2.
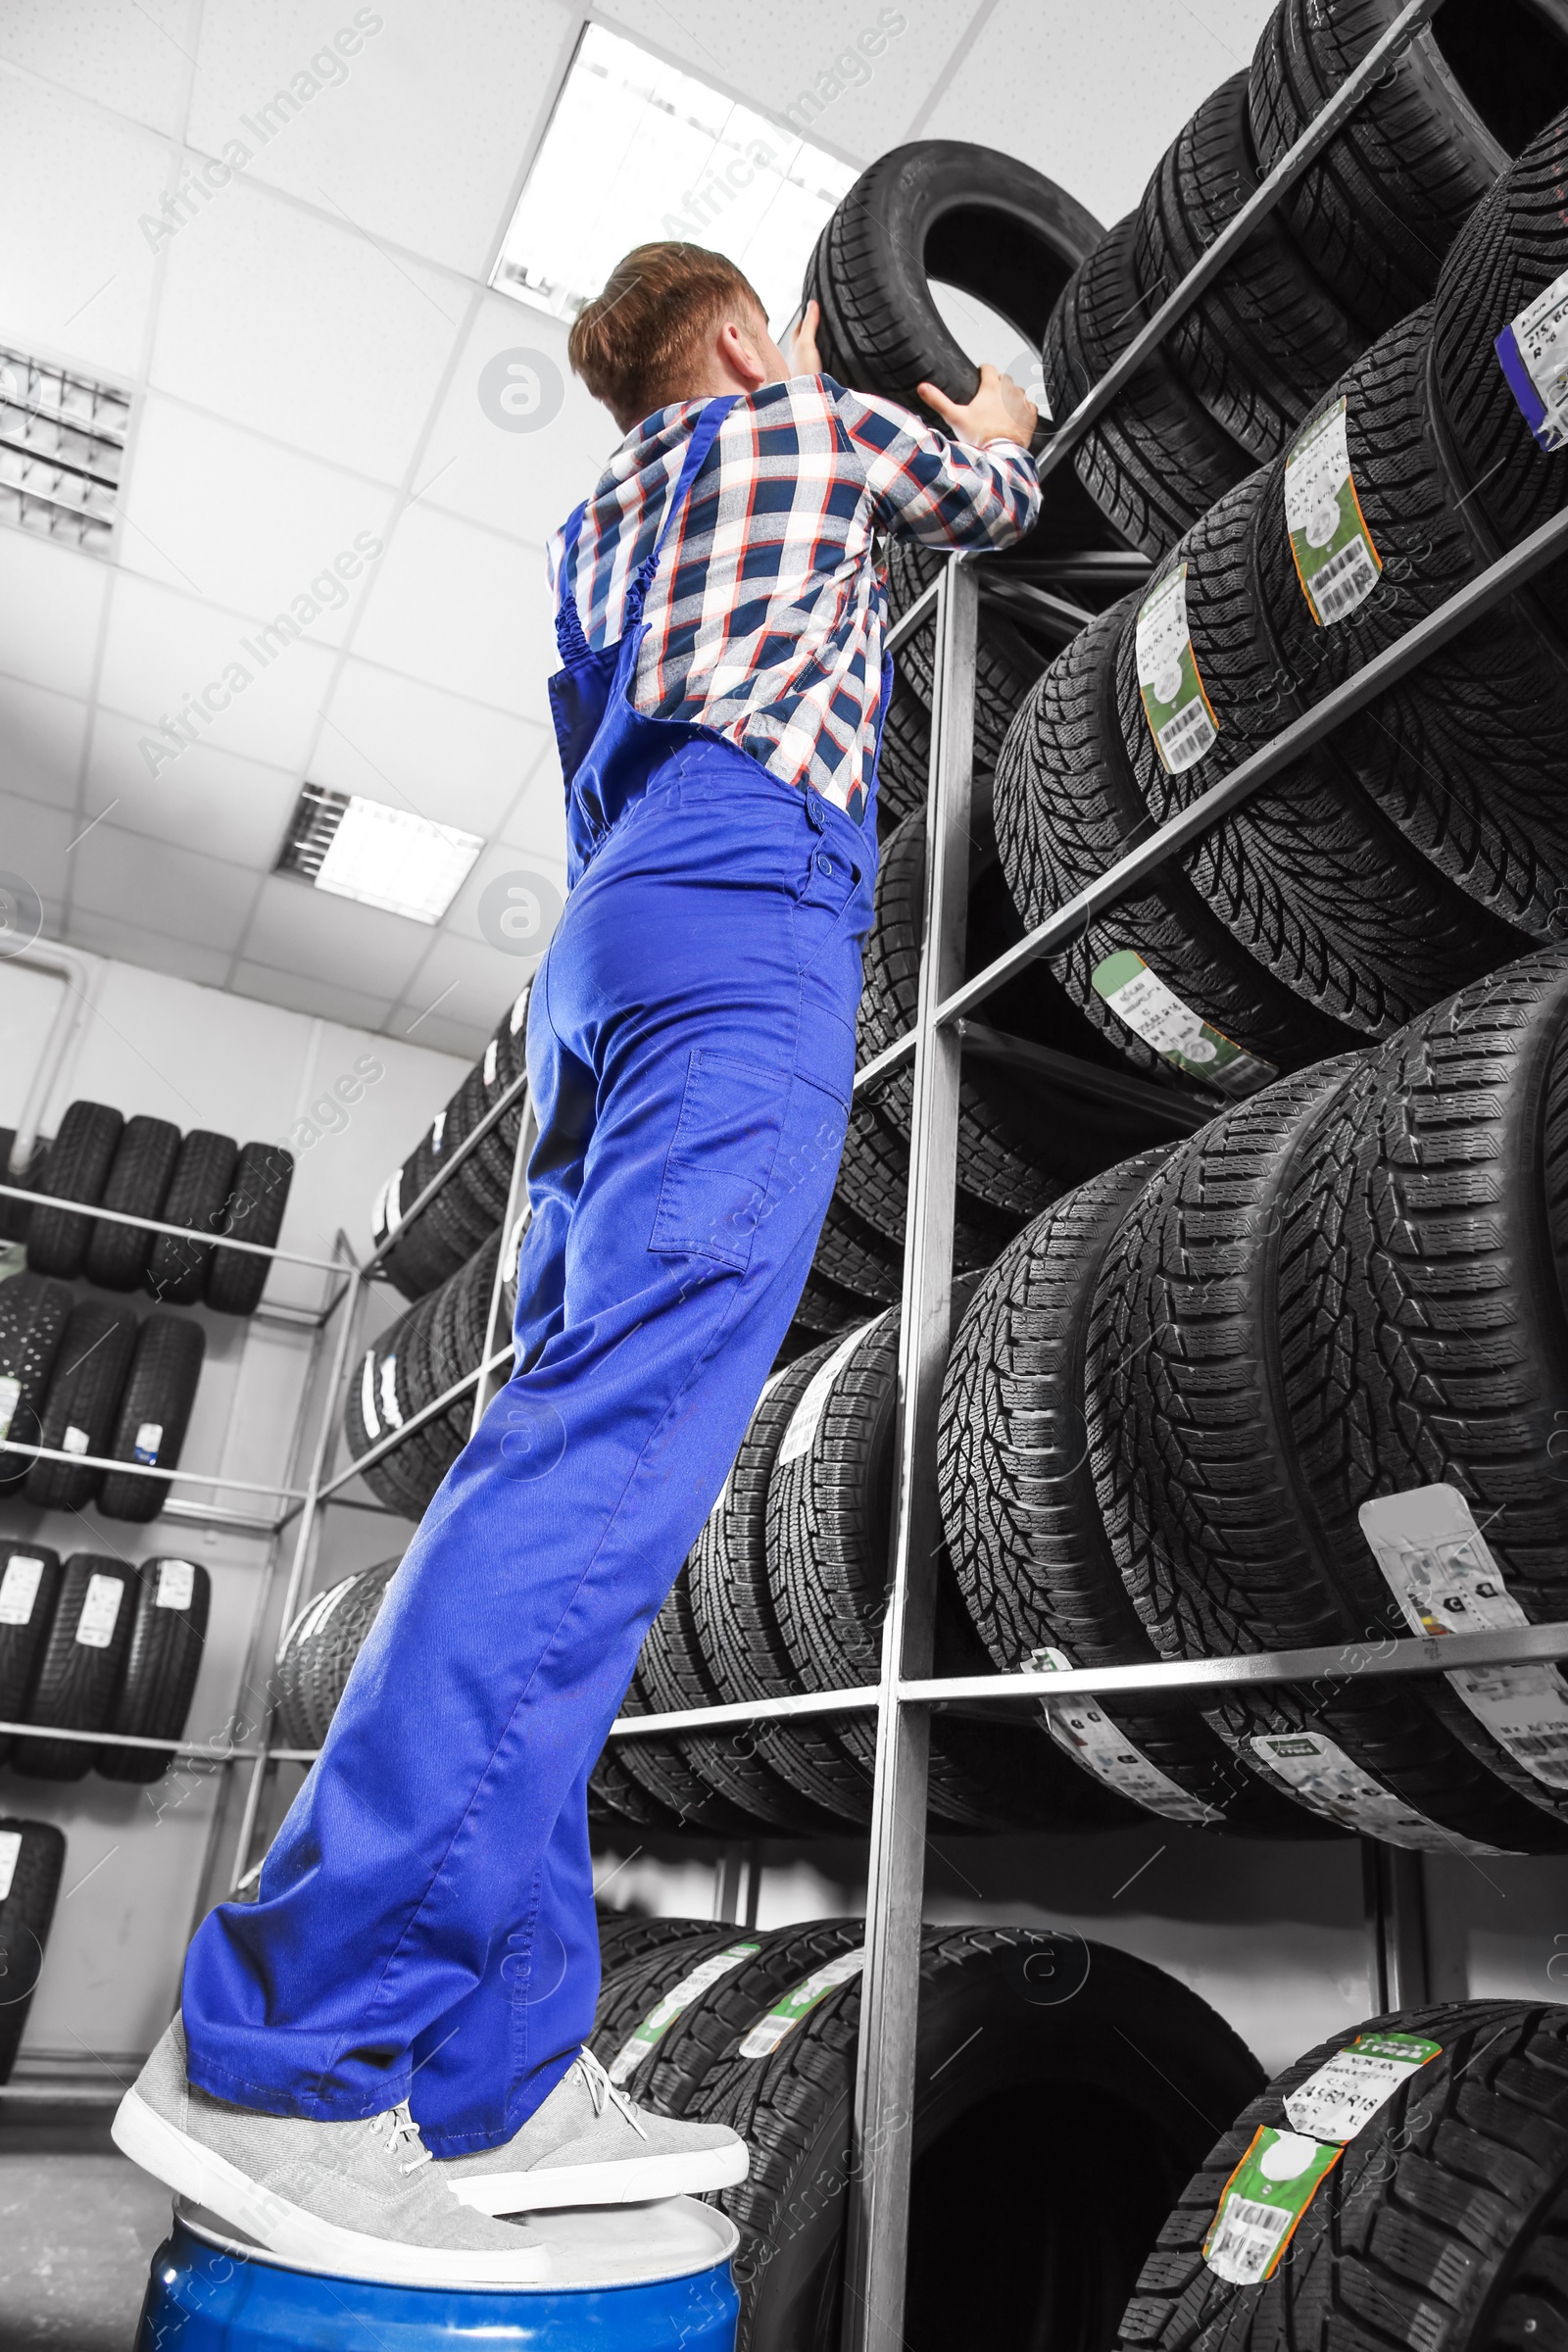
809 1194 902 1307
273 1556 401 1751
1090 1048 1568 1854
97 1311 205 1521
588 1927 751 2076
343 1313 439 1521
765 1306 1137 1832
24 1299 138 1511
0 1546 63 1769
83 1114 180 1292
614 1660 760 1836
1250 307 1568 942
25 1101 123 1279
833 1096 1018 1272
1116 1997 1568 2352
697 1926 1263 2352
587 1742 689 1834
1249 0 1565 334
144 1130 237 1306
690 1342 879 1828
1120 468 1525 1039
872 666 931 830
1042 216 1250 557
0 1819 66 2084
1273 950 1568 1837
938 1154 1330 1837
14 1554 137 1781
595 1911 714 1974
0 1126 42 1245
992 596 1357 1087
1132 73 1364 465
613 1918 864 2118
791 1265 869 1338
802 139 1102 419
375 1133 470 1303
639 1555 843 1836
0 1273 73 1490
885 541 1051 776
97 1557 210 1783
205 1142 294 1315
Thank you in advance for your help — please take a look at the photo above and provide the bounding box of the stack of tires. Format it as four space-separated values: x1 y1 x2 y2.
0 1273 205 1519
22 1101 292 1315
342 1220 523 1518
1000 104 1568 1090
0 1816 65 2083
371 985 530 1301
587 1911 1263 2352
941 947 1568 1854
272 1556 401 1748
0 1544 207 1783
1042 0 1568 554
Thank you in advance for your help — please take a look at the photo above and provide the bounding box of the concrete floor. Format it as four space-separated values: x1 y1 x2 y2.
0 2107 172 2351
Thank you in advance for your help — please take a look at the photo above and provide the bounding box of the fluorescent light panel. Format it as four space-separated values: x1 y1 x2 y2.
0 344 129 556
276 785 481 925
491 24 857 334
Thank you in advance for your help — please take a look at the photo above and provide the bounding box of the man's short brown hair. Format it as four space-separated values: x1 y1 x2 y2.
567 242 766 431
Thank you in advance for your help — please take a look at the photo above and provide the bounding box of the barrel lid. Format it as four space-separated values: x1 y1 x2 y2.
173 2191 739 2292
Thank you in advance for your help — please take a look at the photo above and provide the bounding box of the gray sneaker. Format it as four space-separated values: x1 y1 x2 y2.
442 2047 749 2214
112 2017 548 2285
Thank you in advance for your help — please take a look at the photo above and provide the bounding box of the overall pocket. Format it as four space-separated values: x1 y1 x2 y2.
649 1052 792 1270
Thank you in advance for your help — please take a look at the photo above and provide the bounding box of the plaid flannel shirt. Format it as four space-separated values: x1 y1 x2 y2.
547 373 1041 818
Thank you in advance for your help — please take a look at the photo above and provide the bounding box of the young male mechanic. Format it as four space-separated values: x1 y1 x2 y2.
114 243 1040 2281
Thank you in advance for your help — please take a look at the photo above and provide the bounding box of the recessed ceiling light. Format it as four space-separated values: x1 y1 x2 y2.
0 343 129 556
491 24 857 334
276 785 481 925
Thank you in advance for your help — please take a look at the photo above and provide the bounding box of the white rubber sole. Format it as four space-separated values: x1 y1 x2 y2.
449 2138 750 2216
111 2086 550 2287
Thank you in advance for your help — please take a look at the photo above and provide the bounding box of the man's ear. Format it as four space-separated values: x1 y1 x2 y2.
716 317 768 391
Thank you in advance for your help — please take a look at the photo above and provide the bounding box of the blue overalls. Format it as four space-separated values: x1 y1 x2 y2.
181 394 882 2154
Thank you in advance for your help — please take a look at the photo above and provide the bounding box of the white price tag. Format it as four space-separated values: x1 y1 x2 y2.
1283 397 1382 625
156 1559 196 1611
133 1421 163 1465
0 1374 19 1443
1033 1649 1223 1824
1250 1728 1503 1853
1496 267 1568 452
0 1830 20 1903
0 1555 44 1628
75 1572 123 1649
776 1319 882 1468
608 1941 760 2084
1135 564 1217 773
739 1947 865 2059
483 1038 499 1086
1360 1485 1568 1792
1284 2031 1441 2142
378 1354 404 1430
359 1350 380 1439
62 1425 90 1457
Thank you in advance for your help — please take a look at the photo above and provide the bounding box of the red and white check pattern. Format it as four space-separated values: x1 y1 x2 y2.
547 373 1041 817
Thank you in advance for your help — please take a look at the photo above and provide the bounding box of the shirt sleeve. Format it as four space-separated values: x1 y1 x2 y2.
833 382 1042 551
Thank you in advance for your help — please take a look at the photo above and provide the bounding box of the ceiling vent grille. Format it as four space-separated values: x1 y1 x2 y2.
0 345 129 555
275 783 351 883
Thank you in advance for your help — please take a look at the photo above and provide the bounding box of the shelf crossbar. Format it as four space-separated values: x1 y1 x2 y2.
0 1179 346 1276
360 1065 529 1276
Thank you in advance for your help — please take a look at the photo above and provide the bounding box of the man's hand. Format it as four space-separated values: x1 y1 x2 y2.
918 363 1038 448
790 299 822 376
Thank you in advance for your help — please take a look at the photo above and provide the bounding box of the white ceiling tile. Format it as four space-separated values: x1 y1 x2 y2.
0 791 76 911
920 0 1274 228
64 906 234 988
187 0 574 278
71 824 263 950
150 172 466 478
440 832 566 952
390 926 530 1039
416 295 622 544
0 68 170 381
311 659 551 841
239 872 434 996
117 395 397 640
230 957 394 1032
0 528 110 698
349 503 555 716
97 571 338 772
83 710 298 864
0 679 89 809
0 0 194 134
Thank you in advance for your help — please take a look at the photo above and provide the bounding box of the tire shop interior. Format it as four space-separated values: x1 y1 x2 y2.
5 1 1568 2348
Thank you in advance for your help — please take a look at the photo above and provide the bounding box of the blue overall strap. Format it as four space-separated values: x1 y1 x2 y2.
622 395 737 629
553 503 592 666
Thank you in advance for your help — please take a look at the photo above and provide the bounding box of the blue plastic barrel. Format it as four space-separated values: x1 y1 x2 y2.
135 2196 741 2351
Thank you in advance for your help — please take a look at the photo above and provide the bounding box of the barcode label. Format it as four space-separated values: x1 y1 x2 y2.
1310 535 1379 623
1205 2193 1294 2285
1156 698 1216 771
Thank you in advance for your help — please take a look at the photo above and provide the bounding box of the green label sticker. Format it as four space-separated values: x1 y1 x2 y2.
607 1941 760 2085
1134 563 1218 772
1091 951 1276 1096
1284 397 1382 626
738 1945 865 2058
1203 2126 1342 2286
1283 2033 1441 2143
